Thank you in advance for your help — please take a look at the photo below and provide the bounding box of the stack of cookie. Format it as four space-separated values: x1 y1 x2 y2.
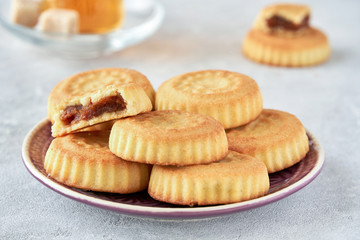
45 68 309 206
45 68 155 194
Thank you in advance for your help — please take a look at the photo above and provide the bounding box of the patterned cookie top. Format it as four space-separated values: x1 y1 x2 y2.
128 110 210 130
48 131 125 163
68 71 135 95
50 68 154 100
167 70 257 97
155 70 263 129
159 151 267 176
112 110 225 141
172 71 243 94
226 109 306 145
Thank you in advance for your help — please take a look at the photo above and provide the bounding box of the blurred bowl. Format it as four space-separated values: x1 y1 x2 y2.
0 0 165 58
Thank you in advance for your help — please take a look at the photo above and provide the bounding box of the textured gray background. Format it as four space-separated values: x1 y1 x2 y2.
1 0 359 239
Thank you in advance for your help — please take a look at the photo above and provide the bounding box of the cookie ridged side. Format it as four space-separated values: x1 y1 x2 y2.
254 127 309 173
109 110 228 166
227 109 310 173
44 131 152 193
148 151 270 206
155 70 263 129
243 28 330 67
156 87 262 129
109 127 227 166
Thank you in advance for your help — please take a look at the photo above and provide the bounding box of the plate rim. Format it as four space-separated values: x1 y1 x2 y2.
22 118 325 219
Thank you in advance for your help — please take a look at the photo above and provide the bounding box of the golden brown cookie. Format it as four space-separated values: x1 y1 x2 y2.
155 70 263 129
48 68 154 137
109 110 228 166
48 68 156 123
44 131 152 193
148 151 269 206
226 109 309 173
50 84 152 137
243 4 330 67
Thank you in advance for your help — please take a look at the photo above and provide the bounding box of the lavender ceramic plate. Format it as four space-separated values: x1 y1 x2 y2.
22 119 324 219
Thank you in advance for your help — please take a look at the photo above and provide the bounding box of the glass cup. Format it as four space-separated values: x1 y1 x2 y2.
42 0 124 34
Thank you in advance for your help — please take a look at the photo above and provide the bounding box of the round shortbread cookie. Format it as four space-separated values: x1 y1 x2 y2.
243 28 330 67
48 68 154 137
155 70 263 129
109 110 228 166
243 4 330 67
148 151 269 206
226 109 309 173
44 131 152 193
48 68 155 123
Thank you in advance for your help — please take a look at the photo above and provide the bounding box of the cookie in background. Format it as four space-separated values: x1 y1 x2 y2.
243 3 330 67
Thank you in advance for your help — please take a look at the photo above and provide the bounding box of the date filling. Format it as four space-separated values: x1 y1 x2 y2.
266 15 309 31
60 94 127 125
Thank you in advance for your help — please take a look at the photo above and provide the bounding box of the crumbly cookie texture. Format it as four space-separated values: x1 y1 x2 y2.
109 110 228 166
155 70 263 129
48 68 156 123
51 84 152 137
148 151 269 206
226 109 309 173
44 131 152 193
48 68 155 137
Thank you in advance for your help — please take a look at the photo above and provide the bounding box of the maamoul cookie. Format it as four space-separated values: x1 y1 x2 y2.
48 68 156 123
48 68 155 137
109 110 228 166
243 4 330 67
155 70 263 129
148 151 269 206
226 109 309 173
51 84 152 137
44 131 152 193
